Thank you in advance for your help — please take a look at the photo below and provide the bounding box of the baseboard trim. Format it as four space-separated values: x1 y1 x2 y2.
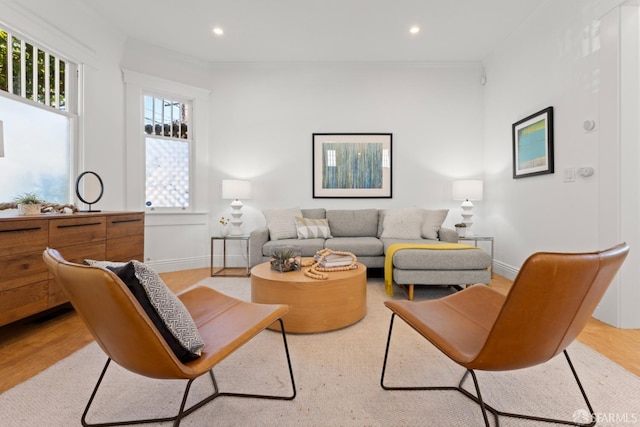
493 260 519 280
145 256 209 273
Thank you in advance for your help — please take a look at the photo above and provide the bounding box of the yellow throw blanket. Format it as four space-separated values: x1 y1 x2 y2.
384 243 479 296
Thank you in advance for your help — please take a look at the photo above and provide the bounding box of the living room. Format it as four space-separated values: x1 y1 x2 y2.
4 0 636 327
0 0 638 340
1 0 640 424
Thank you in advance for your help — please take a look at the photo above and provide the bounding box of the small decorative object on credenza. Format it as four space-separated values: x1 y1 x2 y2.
270 246 302 273
75 171 104 212
455 223 467 238
14 192 42 216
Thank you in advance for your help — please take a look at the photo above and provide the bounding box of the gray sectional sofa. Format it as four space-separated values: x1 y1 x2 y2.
249 208 491 298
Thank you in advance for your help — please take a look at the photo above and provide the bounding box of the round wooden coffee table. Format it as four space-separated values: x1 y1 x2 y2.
250 261 367 333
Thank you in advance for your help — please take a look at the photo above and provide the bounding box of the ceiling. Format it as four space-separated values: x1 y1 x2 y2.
82 0 543 63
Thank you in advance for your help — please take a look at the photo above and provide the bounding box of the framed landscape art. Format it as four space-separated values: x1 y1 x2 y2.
512 107 554 179
312 133 392 198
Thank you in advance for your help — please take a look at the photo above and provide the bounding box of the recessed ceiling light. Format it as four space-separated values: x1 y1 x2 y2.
213 27 224 36
410 26 420 35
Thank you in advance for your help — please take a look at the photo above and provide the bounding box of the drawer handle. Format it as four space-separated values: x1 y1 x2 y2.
112 219 142 224
0 226 42 233
56 222 103 229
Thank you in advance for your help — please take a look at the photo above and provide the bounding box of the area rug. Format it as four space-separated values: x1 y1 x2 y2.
2 278 639 426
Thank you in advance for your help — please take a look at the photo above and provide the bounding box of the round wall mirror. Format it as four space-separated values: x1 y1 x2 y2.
75 171 104 212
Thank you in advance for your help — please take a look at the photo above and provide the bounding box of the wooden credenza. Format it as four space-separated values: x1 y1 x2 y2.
0 211 144 327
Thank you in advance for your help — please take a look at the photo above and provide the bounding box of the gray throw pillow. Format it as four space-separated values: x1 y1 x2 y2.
264 207 303 240
379 208 423 239
421 209 449 240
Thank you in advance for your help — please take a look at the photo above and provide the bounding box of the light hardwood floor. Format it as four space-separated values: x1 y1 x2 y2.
0 269 638 394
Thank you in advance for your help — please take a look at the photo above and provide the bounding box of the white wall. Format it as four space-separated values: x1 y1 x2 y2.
483 0 639 327
121 41 488 268
206 62 486 233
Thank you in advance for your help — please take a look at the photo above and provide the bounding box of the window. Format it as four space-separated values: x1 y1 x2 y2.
143 95 191 209
0 26 76 204
0 28 70 111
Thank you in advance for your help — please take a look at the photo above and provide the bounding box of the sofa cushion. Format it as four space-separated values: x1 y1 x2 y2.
263 207 303 240
421 209 449 240
301 208 326 219
263 238 325 257
379 208 423 239
324 237 384 257
391 246 491 270
326 209 378 237
295 217 332 239
381 238 441 253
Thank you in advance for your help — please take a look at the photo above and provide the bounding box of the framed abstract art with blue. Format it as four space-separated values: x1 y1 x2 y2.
312 133 392 198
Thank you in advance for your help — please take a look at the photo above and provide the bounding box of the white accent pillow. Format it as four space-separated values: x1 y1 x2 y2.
421 209 449 240
380 208 423 239
263 207 303 240
295 217 332 239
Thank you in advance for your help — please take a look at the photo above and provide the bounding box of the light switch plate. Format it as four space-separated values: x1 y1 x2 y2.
564 168 575 182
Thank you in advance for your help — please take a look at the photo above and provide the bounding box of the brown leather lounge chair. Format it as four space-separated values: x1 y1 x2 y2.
380 243 629 427
43 248 296 427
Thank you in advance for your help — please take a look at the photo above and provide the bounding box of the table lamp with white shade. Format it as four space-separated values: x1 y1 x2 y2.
222 179 252 235
452 179 483 234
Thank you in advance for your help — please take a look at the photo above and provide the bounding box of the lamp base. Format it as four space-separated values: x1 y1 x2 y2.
460 199 474 232
229 199 244 235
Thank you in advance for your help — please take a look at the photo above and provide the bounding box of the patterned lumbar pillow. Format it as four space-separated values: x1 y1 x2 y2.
86 259 205 362
294 216 332 239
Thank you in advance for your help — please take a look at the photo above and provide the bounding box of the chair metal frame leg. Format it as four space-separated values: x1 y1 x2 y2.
81 319 296 427
380 313 596 427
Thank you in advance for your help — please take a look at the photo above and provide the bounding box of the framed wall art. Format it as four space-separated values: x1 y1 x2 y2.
312 133 392 198
512 107 554 179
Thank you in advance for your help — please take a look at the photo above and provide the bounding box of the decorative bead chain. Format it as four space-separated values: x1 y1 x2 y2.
303 248 358 280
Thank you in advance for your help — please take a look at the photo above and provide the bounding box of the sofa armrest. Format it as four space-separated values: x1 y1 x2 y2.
438 227 458 243
249 226 269 267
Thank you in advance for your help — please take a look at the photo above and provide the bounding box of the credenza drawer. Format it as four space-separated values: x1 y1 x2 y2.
55 242 106 265
49 217 106 247
0 251 48 291
107 213 144 240
0 220 49 257
0 280 49 326
106 234 144 262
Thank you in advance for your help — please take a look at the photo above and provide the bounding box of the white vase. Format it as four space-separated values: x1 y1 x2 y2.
220 226 230 237
456 227 467 238
18 204 41 216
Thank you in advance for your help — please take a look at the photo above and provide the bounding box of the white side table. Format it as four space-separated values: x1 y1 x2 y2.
210 235 251 277
458 235 494 276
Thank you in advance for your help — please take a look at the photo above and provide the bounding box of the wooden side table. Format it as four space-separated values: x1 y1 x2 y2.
458 235 494 275
210 235 250 277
